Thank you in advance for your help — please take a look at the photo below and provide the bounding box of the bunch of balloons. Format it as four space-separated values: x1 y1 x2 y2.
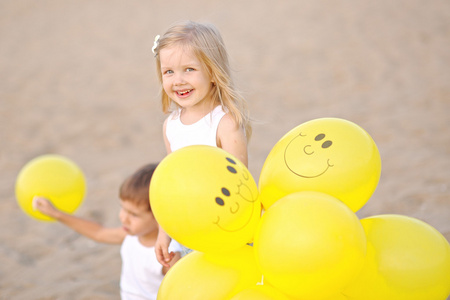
150 118 450 300
254 118 450 300
15 154 86 221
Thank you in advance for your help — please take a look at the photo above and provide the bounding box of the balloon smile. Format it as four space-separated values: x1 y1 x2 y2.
213 201 255 232
286 158 334 178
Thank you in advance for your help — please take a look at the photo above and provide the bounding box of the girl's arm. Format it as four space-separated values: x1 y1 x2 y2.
155 227 175 268
217 114 248 167
34 196 126 245
155 117 177 267
163 117 172 155
162 251 181 275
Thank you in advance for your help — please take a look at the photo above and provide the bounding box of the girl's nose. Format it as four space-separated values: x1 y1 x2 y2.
173 72 186 86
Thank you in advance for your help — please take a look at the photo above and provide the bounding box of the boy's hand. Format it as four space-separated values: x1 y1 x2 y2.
33 196 61 219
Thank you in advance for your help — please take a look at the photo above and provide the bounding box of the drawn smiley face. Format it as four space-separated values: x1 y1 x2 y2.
212 157 259 232
150 145 261 253
259 118 381 212
284 132 334 178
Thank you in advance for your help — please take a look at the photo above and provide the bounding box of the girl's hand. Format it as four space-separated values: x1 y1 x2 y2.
155 230 174 268
33 196 62 219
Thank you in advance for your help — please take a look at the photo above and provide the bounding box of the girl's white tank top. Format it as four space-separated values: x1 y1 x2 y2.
166 105 226 152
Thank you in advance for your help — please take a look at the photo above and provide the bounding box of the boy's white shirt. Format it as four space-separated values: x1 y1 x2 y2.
120 235 182 300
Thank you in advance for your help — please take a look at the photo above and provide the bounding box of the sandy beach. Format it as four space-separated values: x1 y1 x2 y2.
1 0 449 299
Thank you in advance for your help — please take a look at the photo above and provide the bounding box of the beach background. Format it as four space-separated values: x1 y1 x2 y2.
1 0 449 299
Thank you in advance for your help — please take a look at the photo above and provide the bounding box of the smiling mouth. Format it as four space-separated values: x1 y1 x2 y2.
177 89 193 96
286 158 334 178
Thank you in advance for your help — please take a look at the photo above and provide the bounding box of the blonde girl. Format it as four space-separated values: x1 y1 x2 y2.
152 20 252 267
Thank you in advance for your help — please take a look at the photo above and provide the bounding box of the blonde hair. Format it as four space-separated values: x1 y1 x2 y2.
153 20 252 139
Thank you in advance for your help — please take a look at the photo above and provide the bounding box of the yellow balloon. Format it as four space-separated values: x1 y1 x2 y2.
322 293 350 300
150 145 261 253
230 284 294 300
158 246 262 299
259 118 381 212
343 214 450 300
15 154 86 221
254 191 366 300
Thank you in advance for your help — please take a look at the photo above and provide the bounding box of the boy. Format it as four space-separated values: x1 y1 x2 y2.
34 163 181 300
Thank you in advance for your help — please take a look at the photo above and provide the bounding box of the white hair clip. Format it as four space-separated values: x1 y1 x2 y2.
152 35 160 55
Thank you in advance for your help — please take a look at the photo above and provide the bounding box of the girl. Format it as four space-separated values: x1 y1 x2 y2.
152 20 252 267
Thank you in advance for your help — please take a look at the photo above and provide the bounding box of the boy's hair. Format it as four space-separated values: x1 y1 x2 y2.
119 163 158 211
154 20 252 139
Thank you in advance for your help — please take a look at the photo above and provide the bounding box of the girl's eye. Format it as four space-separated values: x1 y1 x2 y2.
186 68 194 72
164 70 173 75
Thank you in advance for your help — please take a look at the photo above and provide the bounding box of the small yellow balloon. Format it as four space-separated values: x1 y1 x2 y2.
259 118 381 212
150 145 261 253
158 246 262 300
343 214 450 300
254 191 366 300
15 154 87 221
230 284 294 300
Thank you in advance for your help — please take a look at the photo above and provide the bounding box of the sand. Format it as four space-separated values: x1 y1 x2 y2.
1 0 449 299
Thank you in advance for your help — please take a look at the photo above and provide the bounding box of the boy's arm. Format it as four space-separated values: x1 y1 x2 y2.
34 196 126 245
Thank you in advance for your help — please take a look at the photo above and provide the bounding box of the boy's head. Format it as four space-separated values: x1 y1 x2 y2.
119 163 157 211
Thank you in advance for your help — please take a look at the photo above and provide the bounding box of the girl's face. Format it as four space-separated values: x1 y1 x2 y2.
160 45 214 112
119 200 158 239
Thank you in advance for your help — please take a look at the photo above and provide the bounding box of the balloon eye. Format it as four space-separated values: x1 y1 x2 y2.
227 166 237 174
215 197 225 206
226 157 236 165
222 188 230 196
315 134 325 141
322 141 333 148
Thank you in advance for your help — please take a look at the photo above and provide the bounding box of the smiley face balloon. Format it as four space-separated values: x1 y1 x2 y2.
259 118 381 212
150 145 261 253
